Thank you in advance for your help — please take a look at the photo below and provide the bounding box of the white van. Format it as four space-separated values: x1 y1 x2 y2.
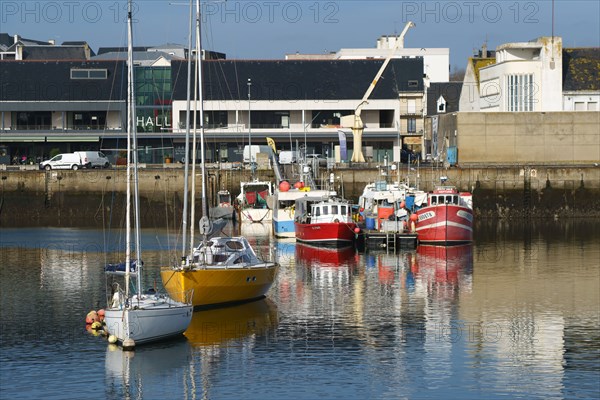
39 153 85 170
75 151 110 168
243 145 271 163
278 150 297 165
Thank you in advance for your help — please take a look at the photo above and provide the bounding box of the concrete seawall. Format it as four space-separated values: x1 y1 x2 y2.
1 165 599 227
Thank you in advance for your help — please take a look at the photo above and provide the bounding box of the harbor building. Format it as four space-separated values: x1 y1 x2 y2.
424 37 600 166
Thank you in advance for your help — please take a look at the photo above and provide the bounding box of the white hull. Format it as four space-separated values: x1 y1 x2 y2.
104 295 193 345
240 208 272 223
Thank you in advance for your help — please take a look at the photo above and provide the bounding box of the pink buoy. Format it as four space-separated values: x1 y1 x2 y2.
354 227 360 234
294 181 302 189
86 310 98 324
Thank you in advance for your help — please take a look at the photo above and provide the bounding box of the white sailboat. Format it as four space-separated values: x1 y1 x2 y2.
103 0 193 348
161 0 278 308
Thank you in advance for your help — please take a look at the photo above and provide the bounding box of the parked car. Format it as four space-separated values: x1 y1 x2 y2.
400 148 421 164
39 153 85 170
305 154 327 167
75 151 110 168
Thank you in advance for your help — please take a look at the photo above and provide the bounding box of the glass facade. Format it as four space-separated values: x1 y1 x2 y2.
135 66 173 133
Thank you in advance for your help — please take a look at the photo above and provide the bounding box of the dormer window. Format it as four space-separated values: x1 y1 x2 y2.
437 96 447 113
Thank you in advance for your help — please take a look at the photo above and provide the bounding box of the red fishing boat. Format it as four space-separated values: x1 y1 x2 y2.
415 186 473 244
294 197 357 247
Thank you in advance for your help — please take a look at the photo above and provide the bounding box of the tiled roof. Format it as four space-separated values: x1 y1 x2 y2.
563 48 600 91
172 58 425 101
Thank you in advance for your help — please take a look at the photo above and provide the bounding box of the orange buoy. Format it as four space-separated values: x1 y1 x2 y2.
293 181 302 189
400 201 405 209
97 309 105 322
354 227 360 234
409 213 418 222
279 181 291 192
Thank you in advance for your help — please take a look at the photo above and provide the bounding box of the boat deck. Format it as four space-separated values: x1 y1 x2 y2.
357 230 418 252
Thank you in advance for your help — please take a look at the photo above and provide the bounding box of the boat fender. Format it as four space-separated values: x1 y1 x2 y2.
206 247 214 264
111 292 121 309
91 321 103 330
410 221 416 233
108 335 118 344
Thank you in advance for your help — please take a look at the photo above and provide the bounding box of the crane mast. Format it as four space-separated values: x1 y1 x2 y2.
341 21 415 162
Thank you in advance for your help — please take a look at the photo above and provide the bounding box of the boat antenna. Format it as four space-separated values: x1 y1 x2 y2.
248 78 255 179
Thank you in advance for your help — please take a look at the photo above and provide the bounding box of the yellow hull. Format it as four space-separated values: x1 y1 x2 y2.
160 264 278 308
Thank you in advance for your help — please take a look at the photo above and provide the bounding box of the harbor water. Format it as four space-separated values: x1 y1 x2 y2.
1 221 599 399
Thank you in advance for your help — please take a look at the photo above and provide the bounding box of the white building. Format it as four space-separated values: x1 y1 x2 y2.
286 35 449 83
478 37 563 112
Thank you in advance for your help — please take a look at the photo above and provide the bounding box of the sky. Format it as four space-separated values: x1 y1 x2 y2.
2 0 599 69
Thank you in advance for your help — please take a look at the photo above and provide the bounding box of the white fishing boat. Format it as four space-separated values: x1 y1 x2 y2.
103 1 193 348
160 0 278 308
237 180 273 223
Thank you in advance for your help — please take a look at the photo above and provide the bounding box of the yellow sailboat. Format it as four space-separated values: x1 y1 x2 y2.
161 0 278 308
161 236 278 307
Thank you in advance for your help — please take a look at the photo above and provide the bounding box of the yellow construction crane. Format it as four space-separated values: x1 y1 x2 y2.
341 21 416 163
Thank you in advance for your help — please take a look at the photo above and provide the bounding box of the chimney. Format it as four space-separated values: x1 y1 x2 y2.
482 42 488 57
48 39 55 45
13 34 20 44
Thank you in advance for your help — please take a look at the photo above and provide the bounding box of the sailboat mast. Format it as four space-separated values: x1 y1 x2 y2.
181 0 194 261
129 2 142 297
124 0 134 296
188 0 201 258
196 0 208 223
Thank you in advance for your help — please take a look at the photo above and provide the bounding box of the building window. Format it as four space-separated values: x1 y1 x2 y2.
311 110 353 128
407 118 416 133
251 111 290 129
507 74 534 111
407 99 417 114
70 69 107 79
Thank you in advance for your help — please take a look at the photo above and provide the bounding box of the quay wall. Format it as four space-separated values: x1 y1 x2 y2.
0 165 599 227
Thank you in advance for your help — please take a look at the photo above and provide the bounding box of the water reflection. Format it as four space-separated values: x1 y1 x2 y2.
185 298 278 346
105 339 191 399
0 222 598 399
